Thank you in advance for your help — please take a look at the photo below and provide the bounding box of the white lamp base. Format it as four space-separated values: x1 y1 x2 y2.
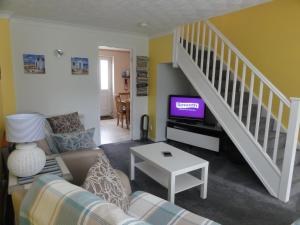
7 143 46 177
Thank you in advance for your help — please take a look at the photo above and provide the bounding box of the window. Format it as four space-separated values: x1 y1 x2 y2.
100 59 109 90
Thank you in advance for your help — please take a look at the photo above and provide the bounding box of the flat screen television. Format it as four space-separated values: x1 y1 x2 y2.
168 95 206 121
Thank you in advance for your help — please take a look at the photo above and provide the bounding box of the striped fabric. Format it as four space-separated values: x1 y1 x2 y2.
128 191 221 225
292 219 300 225
20 175 150 225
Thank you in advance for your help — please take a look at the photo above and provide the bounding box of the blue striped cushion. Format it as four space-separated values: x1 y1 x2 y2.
128 191 221 225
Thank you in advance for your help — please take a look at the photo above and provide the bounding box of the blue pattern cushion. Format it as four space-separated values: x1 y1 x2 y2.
51 128 96 152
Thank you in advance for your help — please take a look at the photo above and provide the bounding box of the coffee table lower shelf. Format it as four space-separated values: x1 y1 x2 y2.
135 161 204 194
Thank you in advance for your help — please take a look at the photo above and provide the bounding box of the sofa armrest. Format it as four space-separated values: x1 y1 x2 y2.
12 189 27 225
60 149 132 196
12 171 132 225
60 149 101 186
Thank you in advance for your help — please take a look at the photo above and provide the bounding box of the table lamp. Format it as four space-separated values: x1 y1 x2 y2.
5 113 46 177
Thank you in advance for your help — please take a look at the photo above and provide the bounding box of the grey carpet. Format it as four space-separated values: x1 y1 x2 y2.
100 140 300 225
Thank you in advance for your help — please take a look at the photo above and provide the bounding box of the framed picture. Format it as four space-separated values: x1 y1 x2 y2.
71 57 89 75
23 54 46 74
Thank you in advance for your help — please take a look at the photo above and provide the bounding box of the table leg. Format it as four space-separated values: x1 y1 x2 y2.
168 173 175 203
130 153 135 181
200 164 208 199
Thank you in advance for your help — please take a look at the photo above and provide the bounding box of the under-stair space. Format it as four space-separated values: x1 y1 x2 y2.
173 21 300 202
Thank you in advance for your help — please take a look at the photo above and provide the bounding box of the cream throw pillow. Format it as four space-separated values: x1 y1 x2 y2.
82 153 130 212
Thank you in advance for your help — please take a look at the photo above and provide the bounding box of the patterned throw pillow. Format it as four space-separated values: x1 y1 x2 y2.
82 153 130 212
47 112 84 134
51 128 96 152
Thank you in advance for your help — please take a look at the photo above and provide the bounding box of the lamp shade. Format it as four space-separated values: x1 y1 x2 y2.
5 114 45 143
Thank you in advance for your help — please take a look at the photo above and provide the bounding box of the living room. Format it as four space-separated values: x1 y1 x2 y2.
1 0 300 225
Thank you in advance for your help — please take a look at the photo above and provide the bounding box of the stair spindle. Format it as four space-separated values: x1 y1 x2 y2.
231 55 239 110
185 24 189 50
255 81 264 140
212 35 218 87
239 63 247 119
218 41 225 94
205 29 212 78
195 22 201 64
273 101 284 162
263 91 273 152
246 72 255 129
181 25 185 46
190 23 195 59
200 23 206 71
224 49 232 102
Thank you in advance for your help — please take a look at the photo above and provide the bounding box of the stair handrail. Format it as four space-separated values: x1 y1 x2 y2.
205 21 290 107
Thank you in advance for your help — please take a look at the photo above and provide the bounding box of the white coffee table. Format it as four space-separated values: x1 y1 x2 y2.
130 142 209 203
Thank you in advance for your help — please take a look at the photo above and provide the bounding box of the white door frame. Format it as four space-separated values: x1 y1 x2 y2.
98 47 134 142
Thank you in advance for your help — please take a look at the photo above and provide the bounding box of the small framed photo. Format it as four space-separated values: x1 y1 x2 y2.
71 57 89 75
23 54 46 74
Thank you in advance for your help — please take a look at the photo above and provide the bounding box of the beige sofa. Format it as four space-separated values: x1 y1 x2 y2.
11 148 132 224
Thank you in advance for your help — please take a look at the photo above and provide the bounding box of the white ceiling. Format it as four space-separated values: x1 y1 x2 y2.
0 0 270 36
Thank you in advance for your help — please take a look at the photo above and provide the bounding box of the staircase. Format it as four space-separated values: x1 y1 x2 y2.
172 21 300 202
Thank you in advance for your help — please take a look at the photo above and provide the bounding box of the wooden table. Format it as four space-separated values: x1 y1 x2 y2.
8 155 72 194
130 142 209 203
121 100 130 127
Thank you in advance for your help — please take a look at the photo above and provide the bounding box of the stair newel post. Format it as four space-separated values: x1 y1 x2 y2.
279 98 300 202
173 27 180 68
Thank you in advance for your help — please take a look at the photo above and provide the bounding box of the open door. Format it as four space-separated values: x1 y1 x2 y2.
100 56 113 117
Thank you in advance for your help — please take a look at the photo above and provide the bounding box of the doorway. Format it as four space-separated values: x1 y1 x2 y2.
100 56 113 117
99 47 132 145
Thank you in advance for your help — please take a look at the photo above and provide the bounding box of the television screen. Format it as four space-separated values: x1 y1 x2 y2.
169 95 205 120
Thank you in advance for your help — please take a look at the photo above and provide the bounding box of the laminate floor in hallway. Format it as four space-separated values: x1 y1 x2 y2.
100 118 130 144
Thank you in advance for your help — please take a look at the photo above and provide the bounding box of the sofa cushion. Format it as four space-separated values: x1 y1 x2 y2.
47 112 84 134
51 128 96 152
82 153 130 212
128 191 221 225
20 174 149 225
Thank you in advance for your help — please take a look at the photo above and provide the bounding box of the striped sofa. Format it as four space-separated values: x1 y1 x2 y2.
20 175 221 225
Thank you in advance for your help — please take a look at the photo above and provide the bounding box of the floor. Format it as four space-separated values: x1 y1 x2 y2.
100 118 130 144
100 140 300 225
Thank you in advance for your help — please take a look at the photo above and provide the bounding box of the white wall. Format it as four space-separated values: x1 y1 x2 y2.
10 18 148 145
155 63 196 142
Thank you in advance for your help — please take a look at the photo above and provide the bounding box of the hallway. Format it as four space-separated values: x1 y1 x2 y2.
100 118 130 145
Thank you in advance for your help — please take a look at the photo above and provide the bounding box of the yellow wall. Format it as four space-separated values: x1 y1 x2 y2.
148 34 173 139
211 0 300 102
0 18 16 145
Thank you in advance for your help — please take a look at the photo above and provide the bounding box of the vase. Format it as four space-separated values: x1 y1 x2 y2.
7 143 46 177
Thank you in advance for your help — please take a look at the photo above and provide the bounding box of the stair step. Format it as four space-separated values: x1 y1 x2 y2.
225 91 250 106
211 74 241 93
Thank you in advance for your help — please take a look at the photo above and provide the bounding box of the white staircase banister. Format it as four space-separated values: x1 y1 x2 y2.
205 21 290 107
174 20 300 202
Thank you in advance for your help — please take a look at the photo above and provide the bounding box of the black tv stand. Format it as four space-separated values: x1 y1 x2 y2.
166 120 223 152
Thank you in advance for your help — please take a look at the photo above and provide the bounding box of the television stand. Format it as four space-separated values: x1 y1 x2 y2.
166 120 223 152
